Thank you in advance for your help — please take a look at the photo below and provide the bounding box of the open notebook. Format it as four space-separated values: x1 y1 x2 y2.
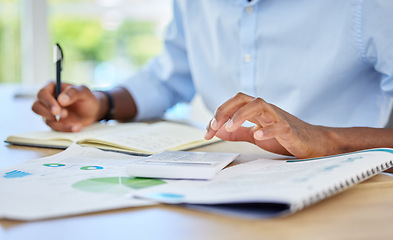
133 148 393 218
5 121 221 155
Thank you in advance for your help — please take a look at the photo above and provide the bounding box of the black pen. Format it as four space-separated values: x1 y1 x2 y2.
53 43 63 121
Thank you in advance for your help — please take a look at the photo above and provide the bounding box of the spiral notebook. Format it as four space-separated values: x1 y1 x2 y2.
133 148 393 218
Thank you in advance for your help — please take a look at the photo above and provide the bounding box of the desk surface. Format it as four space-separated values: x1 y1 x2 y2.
1 85 393 240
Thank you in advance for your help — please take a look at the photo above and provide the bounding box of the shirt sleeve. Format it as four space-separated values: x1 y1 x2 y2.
360 1 393 95
121 0 195 121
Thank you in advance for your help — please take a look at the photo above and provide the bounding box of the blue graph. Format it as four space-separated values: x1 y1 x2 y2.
3 170 32 178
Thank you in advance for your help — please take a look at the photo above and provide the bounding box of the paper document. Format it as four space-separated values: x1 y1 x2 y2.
133 149 393 217
0 144 169 221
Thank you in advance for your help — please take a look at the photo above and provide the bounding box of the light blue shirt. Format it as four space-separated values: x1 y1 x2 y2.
123 0 393 128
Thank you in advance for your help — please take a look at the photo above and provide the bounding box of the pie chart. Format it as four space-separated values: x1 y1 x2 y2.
72 177 166 195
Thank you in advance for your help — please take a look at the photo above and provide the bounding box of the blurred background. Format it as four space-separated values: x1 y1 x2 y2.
0 0 212 126
0 0 172 89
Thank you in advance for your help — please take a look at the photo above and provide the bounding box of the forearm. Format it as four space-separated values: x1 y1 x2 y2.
94 87 137 122
322 126 393 154
326 127 393 174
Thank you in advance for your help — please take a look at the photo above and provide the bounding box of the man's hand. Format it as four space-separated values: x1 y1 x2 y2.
205 92 339 159
32 82 102 132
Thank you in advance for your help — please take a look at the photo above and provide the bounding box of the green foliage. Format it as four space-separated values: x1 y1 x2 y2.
0 9 163 84
0 0 19 3
0 2 21 83
50 17 163 67
118 21 163 66
51 17 111 62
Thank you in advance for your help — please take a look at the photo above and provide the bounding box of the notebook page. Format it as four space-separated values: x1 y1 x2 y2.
8 122 148 143
90 122 208 153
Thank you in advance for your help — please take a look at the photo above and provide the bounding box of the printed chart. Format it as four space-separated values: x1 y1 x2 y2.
72 177 166 195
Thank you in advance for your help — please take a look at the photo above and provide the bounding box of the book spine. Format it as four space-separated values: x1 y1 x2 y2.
297 160 393 211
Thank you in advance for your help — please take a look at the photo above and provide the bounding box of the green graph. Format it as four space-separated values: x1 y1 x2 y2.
72 177 166 195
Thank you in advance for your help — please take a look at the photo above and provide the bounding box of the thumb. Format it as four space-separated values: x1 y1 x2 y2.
58 85 92 107
215 126 256 142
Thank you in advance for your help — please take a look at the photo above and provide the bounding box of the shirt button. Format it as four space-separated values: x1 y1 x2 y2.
245 6 254 14
244 54 252 63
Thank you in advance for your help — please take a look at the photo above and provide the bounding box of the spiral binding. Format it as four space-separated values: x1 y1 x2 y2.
299 160 393 210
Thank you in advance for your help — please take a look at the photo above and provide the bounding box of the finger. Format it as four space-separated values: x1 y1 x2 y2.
214 92 255 128
44 119 83 132
204 118 217 140
34 100 80 132
205 92 254 138
253 121 292 141
215 126 288 155
225 97 276 133
32 101 58 121
36 82 62 116
215 126 256 142
58 85 92 107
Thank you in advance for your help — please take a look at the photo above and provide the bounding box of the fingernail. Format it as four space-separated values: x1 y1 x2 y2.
254 130 264 140
52 106 60 114
225 120 233 131
204 131 210 140
210 118 218 130
71 125 80 132
60 109 67 118
59 94 69 103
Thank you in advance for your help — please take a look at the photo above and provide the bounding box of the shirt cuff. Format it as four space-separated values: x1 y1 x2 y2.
121 72 171 121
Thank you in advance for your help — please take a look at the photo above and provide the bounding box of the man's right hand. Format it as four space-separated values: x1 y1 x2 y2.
32 82 103 132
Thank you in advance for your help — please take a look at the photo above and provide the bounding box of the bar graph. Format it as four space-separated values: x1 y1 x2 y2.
3 170 32 178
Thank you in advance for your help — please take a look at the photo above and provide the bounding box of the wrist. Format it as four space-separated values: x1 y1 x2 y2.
94 91 113 121
320 126 349 156
102 91 115 121
94 87 137 122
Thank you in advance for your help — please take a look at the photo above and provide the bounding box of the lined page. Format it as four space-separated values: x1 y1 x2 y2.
84 122 209 153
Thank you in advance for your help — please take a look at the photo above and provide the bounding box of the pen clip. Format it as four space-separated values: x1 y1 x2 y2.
53 43 64 70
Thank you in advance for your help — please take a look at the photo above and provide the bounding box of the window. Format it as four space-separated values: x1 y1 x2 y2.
48 0 172 89
0 0 21 84
0 0 172 88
